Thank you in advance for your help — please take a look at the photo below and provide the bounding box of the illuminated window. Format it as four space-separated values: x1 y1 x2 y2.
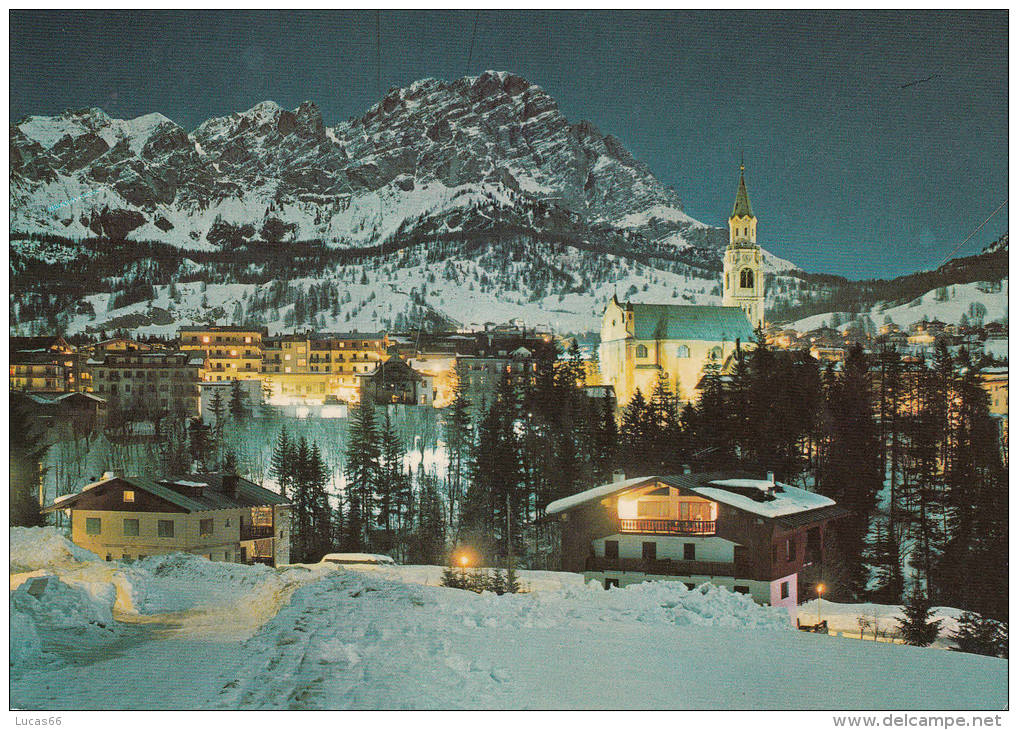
285 354 291 361
285 367 292 374
244 336 251 344
123 490 135 503
202 336 210 344
230 350 237 356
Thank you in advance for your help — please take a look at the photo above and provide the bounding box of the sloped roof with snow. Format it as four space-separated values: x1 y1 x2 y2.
545 476 660 515
545 472 842 521
43 473 289 513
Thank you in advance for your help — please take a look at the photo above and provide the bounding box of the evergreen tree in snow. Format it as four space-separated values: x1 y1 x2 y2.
952 613 1008 658
228 379 248 421
344 398 380 550
270 426 294 499
10 399 47 527
897 585 942 647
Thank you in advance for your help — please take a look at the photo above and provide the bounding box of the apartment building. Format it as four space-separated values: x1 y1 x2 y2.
179 325 267 382
87 350 206 417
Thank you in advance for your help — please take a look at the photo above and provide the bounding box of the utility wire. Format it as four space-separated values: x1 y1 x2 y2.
934 199 1008 269
466 11 479 75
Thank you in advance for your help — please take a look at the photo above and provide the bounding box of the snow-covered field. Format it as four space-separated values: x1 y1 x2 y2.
10 528 1007 710
798 599 966 650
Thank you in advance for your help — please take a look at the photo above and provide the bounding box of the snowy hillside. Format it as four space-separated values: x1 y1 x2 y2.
789 279 1009 334
10 528 1008 710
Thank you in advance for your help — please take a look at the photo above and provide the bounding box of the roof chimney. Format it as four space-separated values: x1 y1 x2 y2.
223 474 239 500
611 470 626 483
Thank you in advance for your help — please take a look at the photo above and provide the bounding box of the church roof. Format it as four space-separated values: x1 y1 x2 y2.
731 167 754 219
629 304 756 342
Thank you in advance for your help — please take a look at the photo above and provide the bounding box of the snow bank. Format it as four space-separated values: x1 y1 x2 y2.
10 526 100 573
9 576 120 672
127 552 281 614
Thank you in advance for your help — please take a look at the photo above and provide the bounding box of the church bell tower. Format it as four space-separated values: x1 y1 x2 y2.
722 162 765 331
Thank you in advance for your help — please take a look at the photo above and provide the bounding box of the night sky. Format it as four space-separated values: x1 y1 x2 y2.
9 10 1009 278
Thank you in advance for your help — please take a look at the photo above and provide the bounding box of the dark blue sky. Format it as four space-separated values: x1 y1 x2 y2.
10 10 1009 278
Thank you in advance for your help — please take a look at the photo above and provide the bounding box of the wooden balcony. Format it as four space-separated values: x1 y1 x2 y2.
240 525 274 540
584 556 746 577
617 519 716 536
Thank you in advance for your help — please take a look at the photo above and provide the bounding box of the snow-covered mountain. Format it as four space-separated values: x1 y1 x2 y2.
11 71 804 336
12 71 742 256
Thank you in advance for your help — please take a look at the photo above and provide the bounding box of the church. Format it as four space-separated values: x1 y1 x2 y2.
599 164 764 406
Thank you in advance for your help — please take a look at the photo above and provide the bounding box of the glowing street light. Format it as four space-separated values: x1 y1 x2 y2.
459 555 469 568
816 583 826 624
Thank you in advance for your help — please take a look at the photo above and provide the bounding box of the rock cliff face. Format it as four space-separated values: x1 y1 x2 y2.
11 71 732 259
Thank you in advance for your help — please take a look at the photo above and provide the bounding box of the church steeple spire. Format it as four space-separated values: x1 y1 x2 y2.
727 161 758 247
722 160 764 330
731 164 754 219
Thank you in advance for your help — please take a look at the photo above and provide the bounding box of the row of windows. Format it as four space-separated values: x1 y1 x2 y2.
86 517 176 538
94 370 191 380
634 344 720 360
603 540 699 561
85 516 227 538
96 384 196 395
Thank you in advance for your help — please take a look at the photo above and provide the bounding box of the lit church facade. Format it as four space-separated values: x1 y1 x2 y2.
599 165 765 406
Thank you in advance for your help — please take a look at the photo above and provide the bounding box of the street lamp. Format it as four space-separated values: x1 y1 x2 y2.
816 583 826 624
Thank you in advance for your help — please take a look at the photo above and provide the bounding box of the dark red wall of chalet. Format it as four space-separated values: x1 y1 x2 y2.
558 499 619 573
68 479 188 513
559 488 841 582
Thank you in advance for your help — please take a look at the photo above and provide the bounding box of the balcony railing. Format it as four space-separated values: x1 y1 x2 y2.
585 556 745 577
240 525 274 540
618 519 716 535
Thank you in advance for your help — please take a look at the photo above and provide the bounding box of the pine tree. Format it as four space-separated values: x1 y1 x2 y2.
591 392 618 483
270 427 294 498
377 409 408 536
619 388 654 474
229 379 248 421
307 442 333 561
210 389 226 442
897 585 942 647
187 418 213 471
442 366 472 534
10 399 47 526
952 613 1008 658
290 436 313 562
463 372 523 561
344 399 380 550
818 344 882 598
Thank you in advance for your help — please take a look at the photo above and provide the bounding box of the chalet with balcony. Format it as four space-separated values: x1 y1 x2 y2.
43 472 291 566
545 471 849 621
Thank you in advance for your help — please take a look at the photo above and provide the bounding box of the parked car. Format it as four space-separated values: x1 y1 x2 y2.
319 553 396 566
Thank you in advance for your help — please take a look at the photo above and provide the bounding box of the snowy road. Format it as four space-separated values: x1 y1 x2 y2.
10 529 1009 711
